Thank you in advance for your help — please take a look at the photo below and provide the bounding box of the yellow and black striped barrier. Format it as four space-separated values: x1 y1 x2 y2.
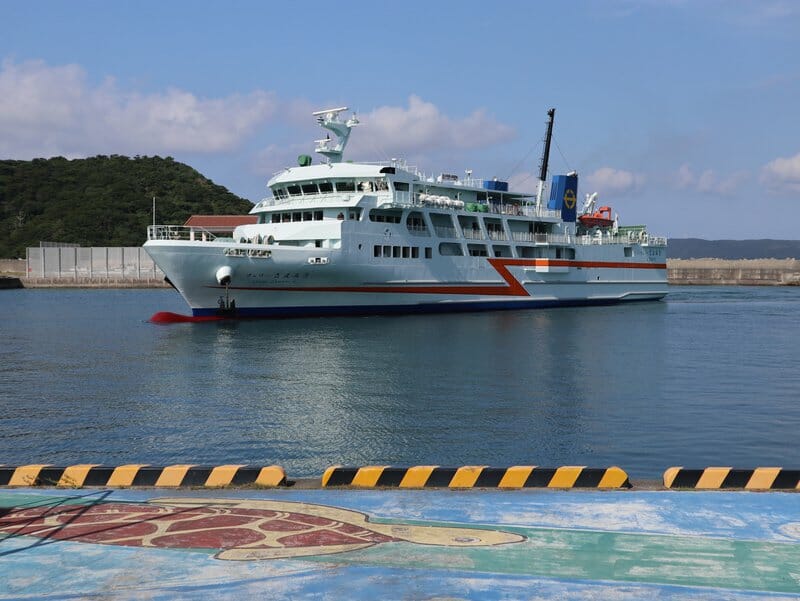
664 467 800 490
0 464 286 488
321 465 631 488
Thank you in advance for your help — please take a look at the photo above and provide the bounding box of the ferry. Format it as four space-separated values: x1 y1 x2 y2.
144 107 667 319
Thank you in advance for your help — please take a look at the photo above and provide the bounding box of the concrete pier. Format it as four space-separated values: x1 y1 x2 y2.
2 486 799 599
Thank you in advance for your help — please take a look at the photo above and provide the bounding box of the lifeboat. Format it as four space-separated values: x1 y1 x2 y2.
578 206 614 228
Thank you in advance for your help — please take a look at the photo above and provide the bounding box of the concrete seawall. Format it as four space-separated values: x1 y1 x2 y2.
667 258 800 286
6 257 800 287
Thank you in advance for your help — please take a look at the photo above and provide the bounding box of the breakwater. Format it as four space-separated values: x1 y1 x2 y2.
5 257 800 287
667 259 800 286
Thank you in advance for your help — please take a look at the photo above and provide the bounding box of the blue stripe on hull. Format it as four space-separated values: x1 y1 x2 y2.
192 296 665 319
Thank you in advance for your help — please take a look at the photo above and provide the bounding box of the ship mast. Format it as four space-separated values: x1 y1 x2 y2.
536 108 555 209
313 107 359 164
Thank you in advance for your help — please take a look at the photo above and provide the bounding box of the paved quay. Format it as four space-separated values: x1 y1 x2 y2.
2 487 800 599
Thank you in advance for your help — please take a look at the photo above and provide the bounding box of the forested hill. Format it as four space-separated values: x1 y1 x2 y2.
668 238 800 260
0 155 254 258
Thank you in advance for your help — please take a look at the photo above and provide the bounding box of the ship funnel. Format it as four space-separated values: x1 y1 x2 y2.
548 173 579 223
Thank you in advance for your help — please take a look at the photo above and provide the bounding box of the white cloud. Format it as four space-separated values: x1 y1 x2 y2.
0 59 277 158
347 95 516 157
584 167 644 196
674 163 749 195
762 152 800 192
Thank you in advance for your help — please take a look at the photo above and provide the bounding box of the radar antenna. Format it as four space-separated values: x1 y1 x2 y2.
312 107 359 163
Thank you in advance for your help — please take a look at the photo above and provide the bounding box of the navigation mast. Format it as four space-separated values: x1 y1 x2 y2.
313 107 359 164
536 108 555 209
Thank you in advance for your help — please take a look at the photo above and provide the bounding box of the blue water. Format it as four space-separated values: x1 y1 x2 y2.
1 286 799 478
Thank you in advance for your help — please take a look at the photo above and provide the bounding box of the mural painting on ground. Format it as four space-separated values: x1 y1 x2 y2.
0 497 525 560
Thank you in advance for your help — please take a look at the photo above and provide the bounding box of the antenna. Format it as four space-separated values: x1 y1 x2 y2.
538 108 555 183
313 106 359 163
536 108 555 208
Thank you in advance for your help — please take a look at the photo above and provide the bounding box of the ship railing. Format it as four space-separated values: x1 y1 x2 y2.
433 226 458 238
148 225 218 242
487 230 506 241
462 228 484 240
572 233 668 247
406 224 431 236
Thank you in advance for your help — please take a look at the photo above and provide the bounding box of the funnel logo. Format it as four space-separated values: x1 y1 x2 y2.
563 189 576 209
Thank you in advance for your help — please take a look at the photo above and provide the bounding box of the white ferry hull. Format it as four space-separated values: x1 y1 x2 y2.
144 239 667 318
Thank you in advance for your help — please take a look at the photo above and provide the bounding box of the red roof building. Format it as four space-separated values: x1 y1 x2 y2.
183 215 257 235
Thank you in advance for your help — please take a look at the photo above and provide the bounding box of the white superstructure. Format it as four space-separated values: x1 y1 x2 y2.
144 107 667 319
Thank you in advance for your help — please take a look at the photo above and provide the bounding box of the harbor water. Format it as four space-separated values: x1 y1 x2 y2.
1 286 798 478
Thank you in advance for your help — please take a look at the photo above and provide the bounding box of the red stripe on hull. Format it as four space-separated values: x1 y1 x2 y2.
213 259 666 298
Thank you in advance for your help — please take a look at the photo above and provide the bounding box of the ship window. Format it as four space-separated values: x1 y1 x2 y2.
301 183 318 194
303 212 313 221
349 208 362 220
468 244 488 257
383 245 391 257
315 240 322 248
358 181 374 192
425 247 432 259
374 245 381 257
336 180 356 192
292 212 302 222
402 246 410 258
314 210 323 220
439 242 464 256
287 184 302 196
272 214 280 223
318 181 333 193
624 246 633 257
392 246 401 258
394 182 409 191
282 213 291 222
411 247 419 258
369 209 402 223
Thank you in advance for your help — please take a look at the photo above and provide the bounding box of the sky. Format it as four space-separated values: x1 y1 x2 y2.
1 0 799 239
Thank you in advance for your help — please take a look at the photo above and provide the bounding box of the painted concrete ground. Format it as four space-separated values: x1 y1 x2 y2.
1 488 799 599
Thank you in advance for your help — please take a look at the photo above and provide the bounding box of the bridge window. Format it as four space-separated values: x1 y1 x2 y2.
301 183 318 194
336 180 356 192
318 181 333 193
314 210 323 220
287 184 301 196
394 182 409 191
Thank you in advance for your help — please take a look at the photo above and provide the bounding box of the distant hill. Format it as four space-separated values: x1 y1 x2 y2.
668 238 800 260
0 155 254 258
